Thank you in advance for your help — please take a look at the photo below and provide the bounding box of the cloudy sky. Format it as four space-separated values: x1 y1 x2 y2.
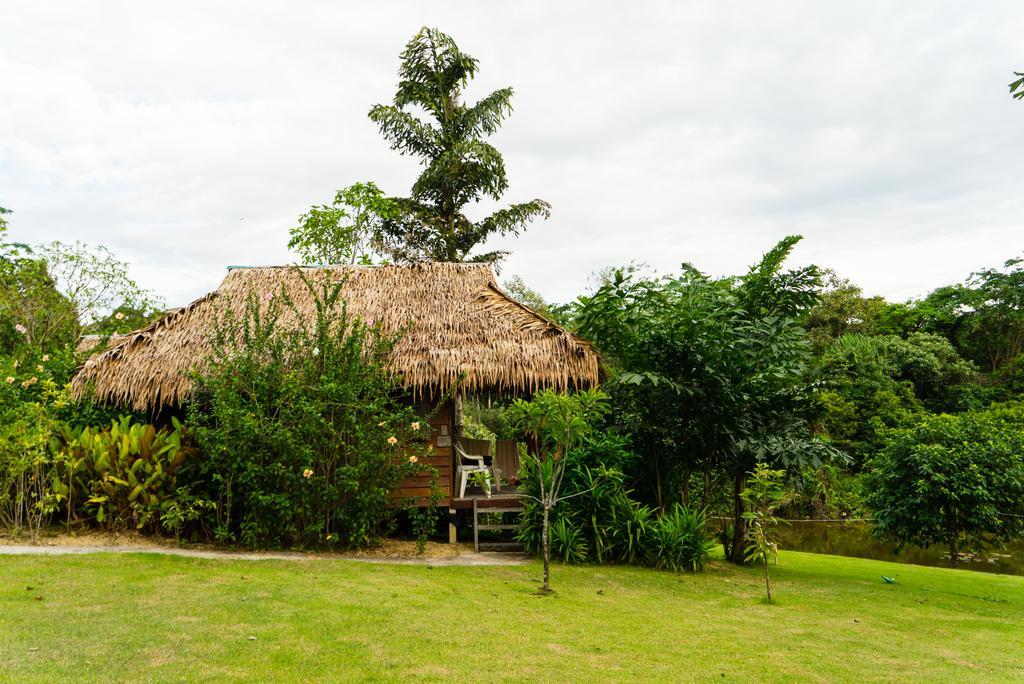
2 1 1022 309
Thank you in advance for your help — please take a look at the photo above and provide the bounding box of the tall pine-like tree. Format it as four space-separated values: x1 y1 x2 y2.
369 27 550 264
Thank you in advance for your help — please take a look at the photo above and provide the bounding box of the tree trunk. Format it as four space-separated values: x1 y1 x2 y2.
541 502 551 592
654 457 664 512
682 466 691 508
764 553 772 601
729 473 747 564
949 537 959 567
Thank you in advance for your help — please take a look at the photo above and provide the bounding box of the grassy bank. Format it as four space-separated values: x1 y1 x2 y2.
1 548 1022 682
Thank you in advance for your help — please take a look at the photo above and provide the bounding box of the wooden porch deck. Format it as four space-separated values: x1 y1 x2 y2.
450 485 524 510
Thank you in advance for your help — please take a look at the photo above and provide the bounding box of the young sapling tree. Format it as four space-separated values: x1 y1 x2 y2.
509 388 610 593
741 463 790 602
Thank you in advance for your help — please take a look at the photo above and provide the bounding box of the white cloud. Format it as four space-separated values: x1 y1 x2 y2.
2 0 1022 309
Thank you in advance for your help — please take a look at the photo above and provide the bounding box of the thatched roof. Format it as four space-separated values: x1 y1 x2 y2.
72 263 599 411
76 334 128 356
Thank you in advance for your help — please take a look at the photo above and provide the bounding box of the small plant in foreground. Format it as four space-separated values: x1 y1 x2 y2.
742 464 789 602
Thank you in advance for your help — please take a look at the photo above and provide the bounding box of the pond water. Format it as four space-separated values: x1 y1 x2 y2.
766 521 1024 576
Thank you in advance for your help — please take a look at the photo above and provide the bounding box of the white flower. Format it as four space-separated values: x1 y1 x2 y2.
312 347 320 357
114 312 125 321
41 354 50 362
36 365 44 372
408 455 418 464
302 468 314 479
14 324 27 335
4 377 13 384
387 436 398 445
410 421 421 430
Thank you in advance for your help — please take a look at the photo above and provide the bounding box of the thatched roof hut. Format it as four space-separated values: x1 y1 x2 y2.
72 263 600 411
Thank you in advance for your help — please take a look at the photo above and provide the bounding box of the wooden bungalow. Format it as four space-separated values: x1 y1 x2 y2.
71 262 600 541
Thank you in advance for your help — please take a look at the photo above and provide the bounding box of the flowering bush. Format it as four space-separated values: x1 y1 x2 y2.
186 270 441 549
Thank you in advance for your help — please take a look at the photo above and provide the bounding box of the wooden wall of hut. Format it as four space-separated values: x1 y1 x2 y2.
391 398 454 506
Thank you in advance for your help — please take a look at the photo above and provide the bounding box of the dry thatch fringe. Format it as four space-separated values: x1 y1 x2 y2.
72 263 600 411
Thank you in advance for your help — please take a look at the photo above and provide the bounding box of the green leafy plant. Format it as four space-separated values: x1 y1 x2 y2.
516 433 660 568
48 416 201 534
0 353 68 540
576 237 841 563
646 504 715 572
549 517 589 563
406 468 444 554
741 464 790 601
467 469 493 496
160 487 212 543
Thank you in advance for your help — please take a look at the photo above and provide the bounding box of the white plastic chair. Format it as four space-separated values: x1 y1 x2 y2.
456 443 493 498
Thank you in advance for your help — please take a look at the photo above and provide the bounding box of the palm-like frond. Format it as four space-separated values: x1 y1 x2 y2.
460 88 514 137
367 106 441 159
475 200 552 238
411 140 508 206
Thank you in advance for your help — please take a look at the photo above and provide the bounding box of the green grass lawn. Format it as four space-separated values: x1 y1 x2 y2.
1 548 1022 683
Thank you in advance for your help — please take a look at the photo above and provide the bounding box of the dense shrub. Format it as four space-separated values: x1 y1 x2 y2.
186 271 440 549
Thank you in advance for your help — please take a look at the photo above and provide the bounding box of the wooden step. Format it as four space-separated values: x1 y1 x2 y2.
478 541 525 551
473 498 523 552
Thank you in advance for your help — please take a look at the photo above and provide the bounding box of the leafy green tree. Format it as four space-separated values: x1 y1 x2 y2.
508 388 610 592
0 217 78 353
815 336 921 465
578 237 844 563
85 303 166 337
501 275 564 322
288 182 397 265
866 404 1024 565
38 241 162 336
368 27 550 264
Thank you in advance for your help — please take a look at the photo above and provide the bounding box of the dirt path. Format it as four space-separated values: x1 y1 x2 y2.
0 539 528 566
